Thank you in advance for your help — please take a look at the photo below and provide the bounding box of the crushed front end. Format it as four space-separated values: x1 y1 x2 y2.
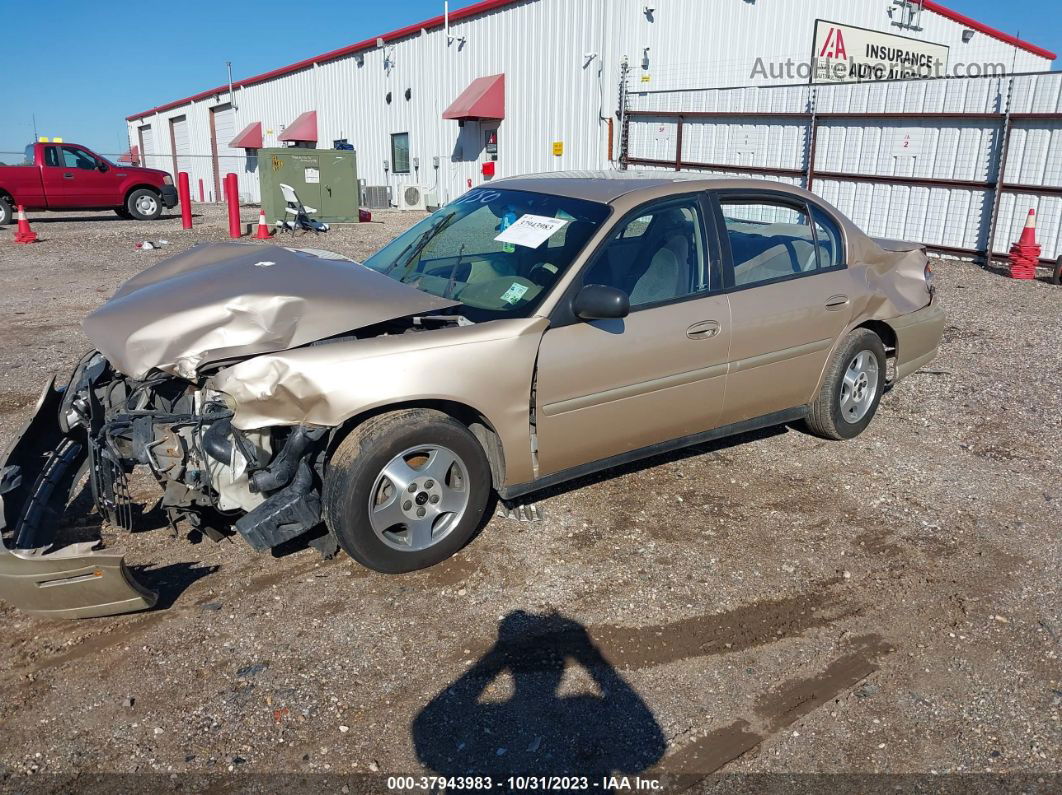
0 352 329 619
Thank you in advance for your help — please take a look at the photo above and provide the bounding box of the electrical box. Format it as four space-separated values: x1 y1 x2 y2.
258 148 359 223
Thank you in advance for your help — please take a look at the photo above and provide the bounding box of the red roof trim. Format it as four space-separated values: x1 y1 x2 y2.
230 121 263 149
923 1 1056 61
126 0 521 121
278 111 317 142
443 74 505 120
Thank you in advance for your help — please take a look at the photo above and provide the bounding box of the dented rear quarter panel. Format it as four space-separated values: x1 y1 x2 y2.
211 317 549 487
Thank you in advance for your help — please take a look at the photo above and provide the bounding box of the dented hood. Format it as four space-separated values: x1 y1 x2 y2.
84 242 459 379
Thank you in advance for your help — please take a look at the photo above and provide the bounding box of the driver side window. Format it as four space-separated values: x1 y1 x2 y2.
583 198 708 309
61 146 98 170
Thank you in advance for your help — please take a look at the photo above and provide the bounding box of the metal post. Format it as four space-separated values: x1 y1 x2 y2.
618 57 630 170
675 116 684 171
225 173 241 238
198 178 205 203
178 172 192 230
805 86 819 193
986 77 1014 266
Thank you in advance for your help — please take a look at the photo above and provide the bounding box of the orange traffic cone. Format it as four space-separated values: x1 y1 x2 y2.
13 205 38 244
1008 209 1040 280
254 209 272 240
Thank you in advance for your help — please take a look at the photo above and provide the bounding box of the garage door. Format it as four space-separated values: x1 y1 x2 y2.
211 104 246 201
139 124 156 170
170 116 191 178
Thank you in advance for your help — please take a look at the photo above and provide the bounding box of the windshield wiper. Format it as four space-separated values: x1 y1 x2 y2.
384 211 456 277
443 244 466 299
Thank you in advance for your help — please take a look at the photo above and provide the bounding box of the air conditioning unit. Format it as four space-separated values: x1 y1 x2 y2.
362 185 390 209
399 184 434 211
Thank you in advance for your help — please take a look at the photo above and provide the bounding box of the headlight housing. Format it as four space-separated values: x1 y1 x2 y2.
163 175 173 186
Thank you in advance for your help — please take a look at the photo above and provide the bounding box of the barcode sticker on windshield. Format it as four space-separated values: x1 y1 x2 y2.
494 214 568 249
500 282 530 304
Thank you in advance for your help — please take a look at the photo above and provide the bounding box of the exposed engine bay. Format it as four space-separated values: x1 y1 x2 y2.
0 351 334 619
58 350 328 549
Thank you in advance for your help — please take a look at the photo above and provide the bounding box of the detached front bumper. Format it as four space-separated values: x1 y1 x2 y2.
161 184 179 209
0 379 156 619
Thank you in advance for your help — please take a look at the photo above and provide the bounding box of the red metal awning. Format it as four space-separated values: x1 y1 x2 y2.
230 121 263 149
118 146 139 164
442 74 504 121
278 111 317 142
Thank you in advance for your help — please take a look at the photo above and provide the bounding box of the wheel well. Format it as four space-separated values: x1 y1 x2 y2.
855 320 896 354
325 400 507 489
0 189 13 203
124 184 161 203
855 320 898 383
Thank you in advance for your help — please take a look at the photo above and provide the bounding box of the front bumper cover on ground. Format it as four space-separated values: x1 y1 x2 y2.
0 379 156 619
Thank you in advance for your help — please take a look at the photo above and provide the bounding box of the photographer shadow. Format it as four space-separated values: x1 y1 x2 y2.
412 610 665 781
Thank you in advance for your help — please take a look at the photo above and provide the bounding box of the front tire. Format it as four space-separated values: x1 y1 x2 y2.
323 409 491 573
0 196 13 226
126 188 162 220
1052 256 1061 286
114 207 133 220
805 329 887 440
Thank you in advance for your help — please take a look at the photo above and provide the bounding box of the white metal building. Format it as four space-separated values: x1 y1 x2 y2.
126 0 1054 209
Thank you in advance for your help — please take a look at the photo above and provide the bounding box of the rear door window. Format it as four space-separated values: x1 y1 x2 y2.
718 198 821 287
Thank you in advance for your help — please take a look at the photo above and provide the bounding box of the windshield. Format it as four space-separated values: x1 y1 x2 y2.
363 188 610 321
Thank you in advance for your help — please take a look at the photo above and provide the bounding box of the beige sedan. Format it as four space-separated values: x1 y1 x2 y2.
0 173 944 617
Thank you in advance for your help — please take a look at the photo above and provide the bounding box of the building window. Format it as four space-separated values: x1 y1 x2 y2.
391 132 410 174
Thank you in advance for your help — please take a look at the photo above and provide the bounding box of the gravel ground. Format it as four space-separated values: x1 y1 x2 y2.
0 205 1059 789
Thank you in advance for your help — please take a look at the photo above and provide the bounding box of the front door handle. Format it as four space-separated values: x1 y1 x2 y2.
63 173 74 179
825 294 849 310
687 320 721 339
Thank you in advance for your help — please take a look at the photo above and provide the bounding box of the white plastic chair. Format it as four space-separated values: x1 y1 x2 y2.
278 182 329 235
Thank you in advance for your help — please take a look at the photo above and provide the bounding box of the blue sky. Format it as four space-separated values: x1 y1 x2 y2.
0 0 1057 156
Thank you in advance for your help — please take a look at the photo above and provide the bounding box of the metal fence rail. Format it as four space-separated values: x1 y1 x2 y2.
621 72 1062 262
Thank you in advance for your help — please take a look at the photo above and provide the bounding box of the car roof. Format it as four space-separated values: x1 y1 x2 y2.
491 170 817 205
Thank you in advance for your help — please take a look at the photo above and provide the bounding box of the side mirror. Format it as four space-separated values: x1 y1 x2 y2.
97 162 108 173
573 284 630 321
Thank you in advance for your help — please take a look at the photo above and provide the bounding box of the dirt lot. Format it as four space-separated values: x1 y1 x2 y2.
0 204 1058 789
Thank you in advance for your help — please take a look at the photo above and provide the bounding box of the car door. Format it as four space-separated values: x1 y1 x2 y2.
711 190 865 426
38 145 79 208
57 146 113 206
534 193 732 477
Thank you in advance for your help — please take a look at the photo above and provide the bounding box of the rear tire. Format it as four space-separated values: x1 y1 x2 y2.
0 196 13 226
805 329 887 440
1052 256 1062 286
323 409 491 573
126 188 162 220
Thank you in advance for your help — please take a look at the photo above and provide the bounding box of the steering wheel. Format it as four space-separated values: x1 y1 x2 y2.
528 261 559 287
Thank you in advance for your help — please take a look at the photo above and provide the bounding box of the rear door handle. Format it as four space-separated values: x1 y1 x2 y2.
825 294 849 310
63 173 74 179
687 320 721 339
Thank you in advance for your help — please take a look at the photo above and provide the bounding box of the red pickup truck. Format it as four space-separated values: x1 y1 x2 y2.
0 142 178 225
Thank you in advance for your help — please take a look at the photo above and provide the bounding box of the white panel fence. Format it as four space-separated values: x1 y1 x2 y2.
622 72 1062 262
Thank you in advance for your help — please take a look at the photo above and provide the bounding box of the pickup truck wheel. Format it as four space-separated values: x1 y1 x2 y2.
126 188 162 220
0 196 12 226
805 329 887 440
114 207 133 220
323 409 491 574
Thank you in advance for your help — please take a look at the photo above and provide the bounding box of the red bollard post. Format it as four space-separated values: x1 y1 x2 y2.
225 173 241 239
198 178 204 203
178 172 192 230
